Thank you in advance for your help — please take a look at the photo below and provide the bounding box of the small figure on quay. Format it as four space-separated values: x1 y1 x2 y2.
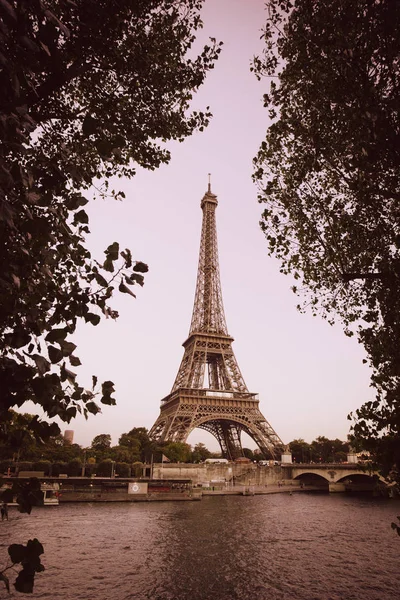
1 502 8 521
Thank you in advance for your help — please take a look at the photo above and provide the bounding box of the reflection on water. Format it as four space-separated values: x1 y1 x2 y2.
1 494 399 600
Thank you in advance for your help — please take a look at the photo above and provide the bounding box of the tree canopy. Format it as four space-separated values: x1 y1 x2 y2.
91 434 112 450
253 0 400 481
0 0 221 436
288 437 349 464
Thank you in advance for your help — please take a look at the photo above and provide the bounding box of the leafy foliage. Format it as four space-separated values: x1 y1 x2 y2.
0 410 55 460
253 0 400 482
0 478 44 513
8 539 45 594
0 0 221 434
191 442 211 462
289 437 349 464
162 441 192 463
0 481 45 593
91 434 112 450
118 427 159 462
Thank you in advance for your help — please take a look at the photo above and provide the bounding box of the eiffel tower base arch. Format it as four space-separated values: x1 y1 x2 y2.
149 390 284 460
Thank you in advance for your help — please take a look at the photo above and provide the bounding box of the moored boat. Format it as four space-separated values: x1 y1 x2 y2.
0 482 60 506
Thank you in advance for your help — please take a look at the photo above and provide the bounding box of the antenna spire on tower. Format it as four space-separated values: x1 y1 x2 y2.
208 172 211 193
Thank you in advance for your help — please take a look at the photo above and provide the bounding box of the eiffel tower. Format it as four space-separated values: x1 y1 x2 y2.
149 181 284 459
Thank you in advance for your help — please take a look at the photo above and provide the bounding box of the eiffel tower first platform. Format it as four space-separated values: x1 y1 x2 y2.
149 182 284 460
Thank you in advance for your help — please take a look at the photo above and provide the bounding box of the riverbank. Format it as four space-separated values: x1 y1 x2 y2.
201 483 322 496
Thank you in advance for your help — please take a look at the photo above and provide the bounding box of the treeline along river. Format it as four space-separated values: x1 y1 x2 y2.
1 494 399 600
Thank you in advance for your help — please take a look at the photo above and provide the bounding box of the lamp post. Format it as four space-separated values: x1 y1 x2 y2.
81 450 86 477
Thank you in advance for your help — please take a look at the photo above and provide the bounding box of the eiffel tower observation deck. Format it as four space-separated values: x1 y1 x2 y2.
149 182 284 459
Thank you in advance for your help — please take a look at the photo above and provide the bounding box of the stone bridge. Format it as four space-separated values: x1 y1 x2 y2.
150 461 386 493
281 463 385 493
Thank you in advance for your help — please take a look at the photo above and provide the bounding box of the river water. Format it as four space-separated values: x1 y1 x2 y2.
1 494 399 600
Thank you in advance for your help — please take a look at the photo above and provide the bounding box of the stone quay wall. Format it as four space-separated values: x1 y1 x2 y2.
151 463 296 487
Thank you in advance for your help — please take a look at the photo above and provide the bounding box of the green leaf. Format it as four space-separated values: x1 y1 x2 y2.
48 345 63 364
32 355 51 375
5 329 30 348
85 313 101 326
105 242 119 261
119 282 136 297
126 273 144 286
26 538 44 557
101 380 116 405
103 257 114 272
121 248 132 267
69 355 82 366
65 195 89 210
101 394 116 406
82 114 99 136
133 261 149 273
86 401 100 415
45 329 68 343
73 209 89 225
94 273 108 287
59 340 77 356
14 568 35 593
102 380 114 392
8 543 27 564
60 364 77 383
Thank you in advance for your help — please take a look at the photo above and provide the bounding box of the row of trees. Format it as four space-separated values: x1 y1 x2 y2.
1 413 353 467
0 414 216 466
288 437 350 464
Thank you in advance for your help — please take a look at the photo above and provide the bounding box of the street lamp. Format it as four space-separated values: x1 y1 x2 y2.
81 450 86 477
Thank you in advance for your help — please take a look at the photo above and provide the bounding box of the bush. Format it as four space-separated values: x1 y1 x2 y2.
84 463 97 477
116 462 130 477
51 462 68 477
131 462 144 477
33 461 52 475
97 459 113 477
67 459 82 477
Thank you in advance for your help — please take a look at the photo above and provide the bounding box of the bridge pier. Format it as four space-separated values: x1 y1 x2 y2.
329 482 346 493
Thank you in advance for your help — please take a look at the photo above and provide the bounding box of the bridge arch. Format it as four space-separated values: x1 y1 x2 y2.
292 472 330 489
336 473 377 484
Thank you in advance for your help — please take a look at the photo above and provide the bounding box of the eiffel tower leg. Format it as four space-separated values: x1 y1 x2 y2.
222 422 243 461
149 405 198 444
199 420 244 460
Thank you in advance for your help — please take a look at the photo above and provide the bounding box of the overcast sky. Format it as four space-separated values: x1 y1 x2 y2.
36 0 373 451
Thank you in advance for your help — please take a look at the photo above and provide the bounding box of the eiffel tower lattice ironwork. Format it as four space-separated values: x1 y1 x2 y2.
149 182 284 459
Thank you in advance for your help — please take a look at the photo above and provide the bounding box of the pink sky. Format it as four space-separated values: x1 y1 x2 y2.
27 0 374 451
